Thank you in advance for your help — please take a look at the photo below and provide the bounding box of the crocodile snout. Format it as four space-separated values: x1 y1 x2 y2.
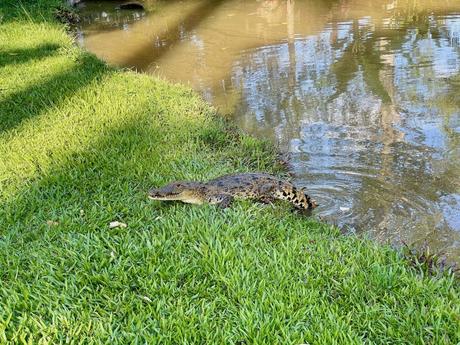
148 188 180 200
148 188 163 199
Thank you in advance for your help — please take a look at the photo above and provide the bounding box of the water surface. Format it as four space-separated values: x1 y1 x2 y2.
78 0 460 262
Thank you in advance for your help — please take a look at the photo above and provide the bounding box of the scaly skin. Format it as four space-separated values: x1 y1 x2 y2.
148 173 317 210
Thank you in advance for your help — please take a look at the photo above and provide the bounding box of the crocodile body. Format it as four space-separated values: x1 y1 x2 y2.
148 173 317 210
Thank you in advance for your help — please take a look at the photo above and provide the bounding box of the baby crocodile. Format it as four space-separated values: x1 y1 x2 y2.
148 173 317 210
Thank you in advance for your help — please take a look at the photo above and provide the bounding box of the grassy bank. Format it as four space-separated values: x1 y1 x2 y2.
1 1 459 343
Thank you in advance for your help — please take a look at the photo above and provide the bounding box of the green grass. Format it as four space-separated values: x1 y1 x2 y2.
1 1 460 344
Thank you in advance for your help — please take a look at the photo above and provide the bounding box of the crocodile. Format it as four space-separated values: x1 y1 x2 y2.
148 173 317 210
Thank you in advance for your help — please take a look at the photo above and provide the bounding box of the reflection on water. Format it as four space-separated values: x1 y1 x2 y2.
78 0 460 262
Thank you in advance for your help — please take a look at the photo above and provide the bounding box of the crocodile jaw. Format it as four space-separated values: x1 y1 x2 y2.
148 195 181 201
148 194 204 204
178 197 205 205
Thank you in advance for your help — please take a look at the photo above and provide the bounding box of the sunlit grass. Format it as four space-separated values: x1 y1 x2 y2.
0 1 459 344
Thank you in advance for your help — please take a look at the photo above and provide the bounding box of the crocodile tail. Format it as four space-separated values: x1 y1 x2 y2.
292 187 316 210
298 188 317 209
274 184 316 210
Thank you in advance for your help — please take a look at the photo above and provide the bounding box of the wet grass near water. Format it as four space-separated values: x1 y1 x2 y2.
0 1 459 343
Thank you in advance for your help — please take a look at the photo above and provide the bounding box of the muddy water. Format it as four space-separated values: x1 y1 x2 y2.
78 0 460 262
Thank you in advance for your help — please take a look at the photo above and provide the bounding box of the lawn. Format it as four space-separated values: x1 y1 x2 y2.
0 1 459 343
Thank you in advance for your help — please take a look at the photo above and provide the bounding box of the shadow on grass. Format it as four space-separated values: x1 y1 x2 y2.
0 53 107 133
0 43 60 68
0 115 157 238
0 0 62 22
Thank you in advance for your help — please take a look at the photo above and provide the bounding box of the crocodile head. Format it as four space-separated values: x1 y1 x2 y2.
148 181 204 203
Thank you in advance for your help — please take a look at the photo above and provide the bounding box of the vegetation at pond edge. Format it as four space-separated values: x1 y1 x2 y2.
1 0 459 343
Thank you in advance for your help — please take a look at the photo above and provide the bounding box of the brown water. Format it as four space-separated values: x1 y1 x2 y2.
77 0 460 261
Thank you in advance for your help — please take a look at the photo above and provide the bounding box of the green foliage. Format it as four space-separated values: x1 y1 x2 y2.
0 2 459 344
402 242 459 278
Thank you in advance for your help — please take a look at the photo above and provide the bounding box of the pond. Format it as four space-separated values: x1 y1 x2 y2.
77 0 460 262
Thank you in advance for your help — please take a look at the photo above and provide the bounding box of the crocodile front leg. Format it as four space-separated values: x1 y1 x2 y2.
258 195 275 204
257 183 275 204
207 194 234 209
